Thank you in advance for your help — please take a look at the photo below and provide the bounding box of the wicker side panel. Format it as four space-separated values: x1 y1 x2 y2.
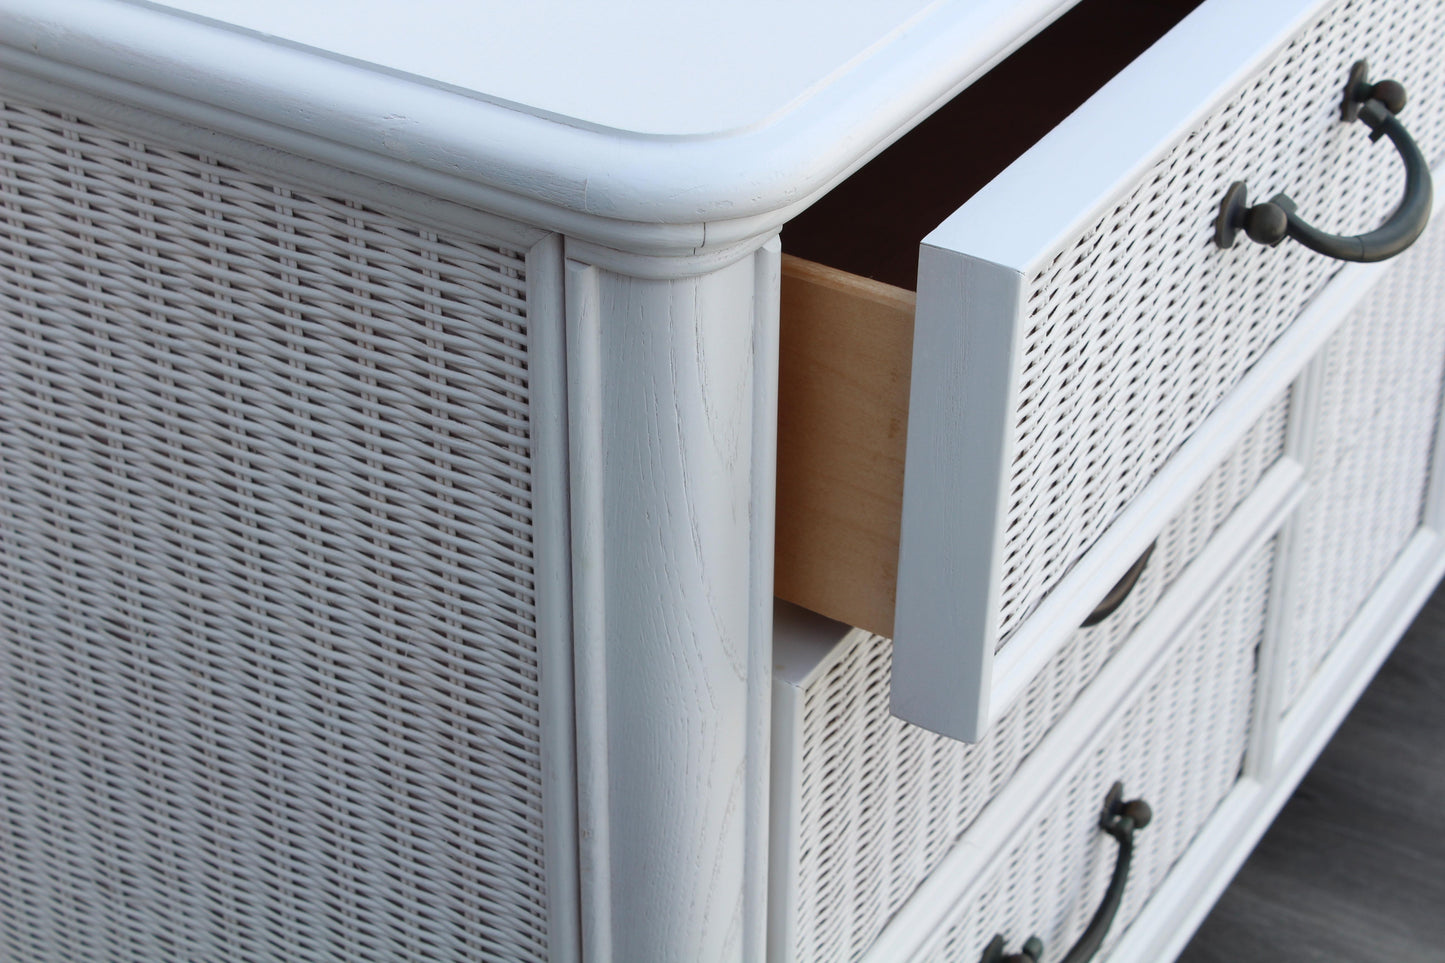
0 99 549 961
930 541 1272 962
1281 221 1445 712
786 395 1287 963
996 0 1445 649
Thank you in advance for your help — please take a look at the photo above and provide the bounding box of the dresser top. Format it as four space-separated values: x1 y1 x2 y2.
0 0 1080 253
145 0 944 138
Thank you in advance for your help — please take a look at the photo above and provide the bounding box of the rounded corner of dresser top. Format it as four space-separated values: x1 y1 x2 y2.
0 0 1112 244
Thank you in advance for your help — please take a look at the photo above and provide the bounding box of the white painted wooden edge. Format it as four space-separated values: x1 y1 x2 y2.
1105 528 1445 963
866 463 1301 962
926 0 1323 271
767 644 811 963
525 236 583 963
560 255 769 962
1422 337 1445 532
746 238 783 963
890 248 1024 740
766 601 865 963
0 0 1089 250
562 260 611 962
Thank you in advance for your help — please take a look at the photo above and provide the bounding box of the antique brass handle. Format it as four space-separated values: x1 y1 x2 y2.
1215 61 1431 262
980 783 1153 963
1080 542 1155 628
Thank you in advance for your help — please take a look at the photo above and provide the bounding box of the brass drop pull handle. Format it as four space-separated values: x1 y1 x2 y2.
1080 542 1155 628
1215 61 1432 262
979 783 1153 963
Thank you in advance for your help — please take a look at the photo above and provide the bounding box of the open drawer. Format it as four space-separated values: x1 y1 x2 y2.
775 0 1445 740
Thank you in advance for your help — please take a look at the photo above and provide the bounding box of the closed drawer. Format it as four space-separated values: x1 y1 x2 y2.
776 0 1445 740
1279 214 1445 712
769 396 1291 963
912 538 1275 963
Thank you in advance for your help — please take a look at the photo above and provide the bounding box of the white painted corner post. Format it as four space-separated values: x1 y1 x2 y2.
563 237 782 963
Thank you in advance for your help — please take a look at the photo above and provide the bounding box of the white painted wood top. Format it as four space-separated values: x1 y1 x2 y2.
0 0 1080 250
148 0 941 138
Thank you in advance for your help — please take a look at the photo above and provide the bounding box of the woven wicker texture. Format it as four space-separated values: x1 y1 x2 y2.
1280 220 1445 712
0 98 548 961
996 0 1445 650
930 542 1272 963
783 396 1287 962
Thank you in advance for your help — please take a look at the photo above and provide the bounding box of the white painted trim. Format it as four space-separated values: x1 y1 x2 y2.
891 246 1022 740
1243 356 1322 782
1422 354 1445 532
746 238 784 963
525 235 582 963
1104 528 1445 963
560 252 773 962
865 461 1300 962
562 260 612 963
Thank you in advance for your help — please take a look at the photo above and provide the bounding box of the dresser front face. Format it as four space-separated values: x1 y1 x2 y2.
0 90 578 963
770 0 1445 958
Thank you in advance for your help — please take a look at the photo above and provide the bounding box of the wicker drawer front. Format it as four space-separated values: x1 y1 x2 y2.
920 540 1274 963
0 97 554 961
769 396 1288 963
1280 219 1445 712
892 0 1445 740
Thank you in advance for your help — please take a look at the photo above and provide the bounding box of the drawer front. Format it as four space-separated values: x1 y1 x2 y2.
1280 218 1445 711
894 0 1445 739
917 539 1274 963
770 396 1288 963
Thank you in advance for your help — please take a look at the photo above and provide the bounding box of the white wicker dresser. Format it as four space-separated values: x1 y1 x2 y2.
1 1 1442 962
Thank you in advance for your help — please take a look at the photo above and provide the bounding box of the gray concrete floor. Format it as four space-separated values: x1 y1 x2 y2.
1175 581 1445 962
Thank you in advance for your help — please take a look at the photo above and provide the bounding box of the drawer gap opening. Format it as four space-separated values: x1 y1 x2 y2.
782 0 1205 291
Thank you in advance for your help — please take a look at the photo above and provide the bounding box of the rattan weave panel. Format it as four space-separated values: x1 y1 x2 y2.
930 542 1272 963
996 0 1445 650
0 98 549 961
1281 221 1445 712
781 396 1287 963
